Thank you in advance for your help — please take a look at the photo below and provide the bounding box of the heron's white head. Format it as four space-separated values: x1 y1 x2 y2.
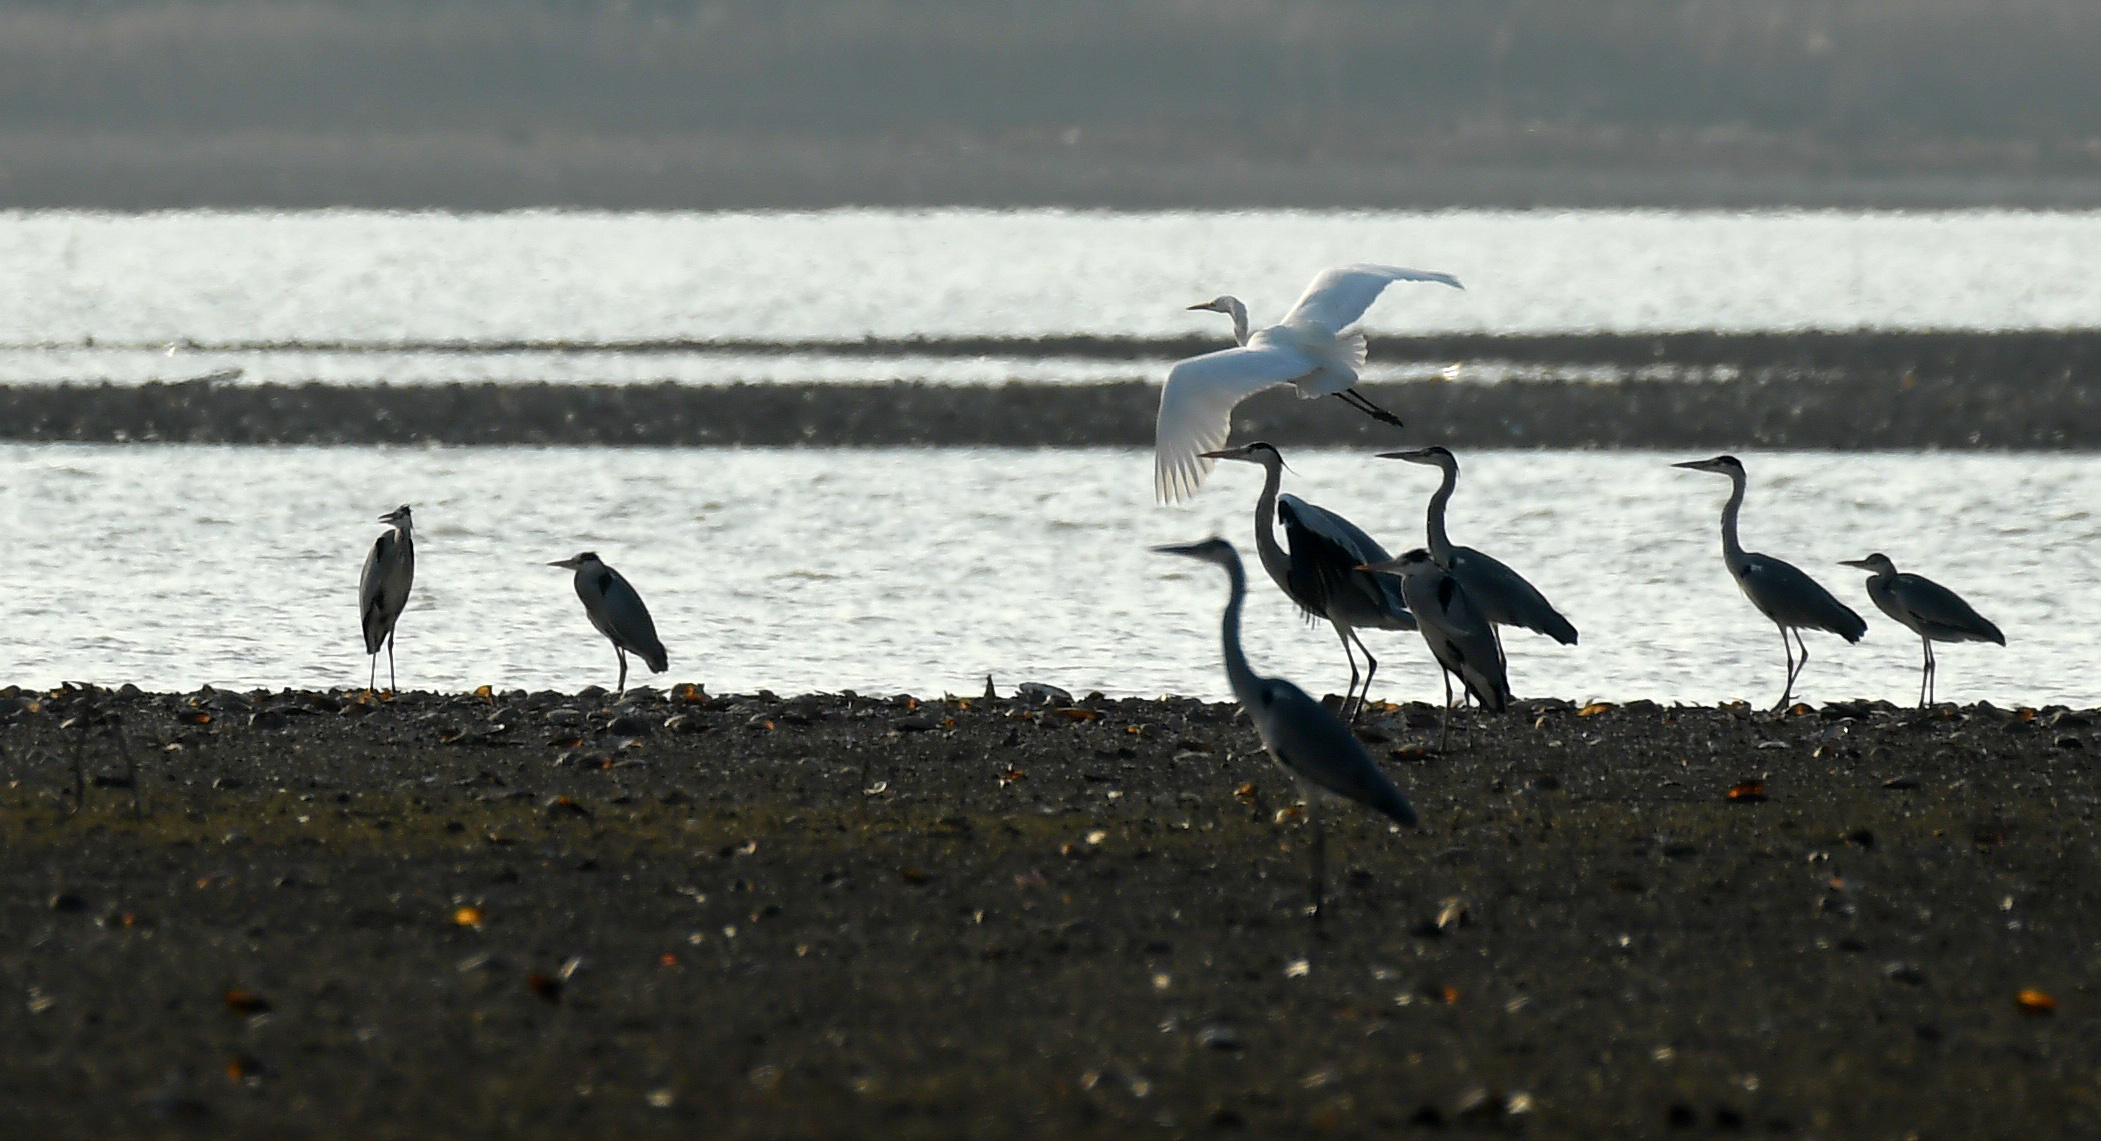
1201 441 1289 472
1378 445 1456 470
1186 296 1238 315
1356 547 1437 577
1672 455 1744 477
1841 553 1899 576
548 551 603 571
378 504 412 528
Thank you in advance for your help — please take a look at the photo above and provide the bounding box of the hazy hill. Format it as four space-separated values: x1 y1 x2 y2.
4 0 2099 208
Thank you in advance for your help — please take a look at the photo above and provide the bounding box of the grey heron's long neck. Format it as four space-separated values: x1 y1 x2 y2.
1225 297 1250 347
1249 459 1293 596
1717 471 1748 568
1217 555 1262 707
1424 460 1458 561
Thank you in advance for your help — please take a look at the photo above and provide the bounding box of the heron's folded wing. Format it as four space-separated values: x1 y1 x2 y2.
1154 346 1310 503
1893 574 2003 643
602 571 670 668
1281 264 1464 334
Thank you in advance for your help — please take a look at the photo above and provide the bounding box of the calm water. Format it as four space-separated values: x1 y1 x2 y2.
2 208 2099 386
3 445 2092 707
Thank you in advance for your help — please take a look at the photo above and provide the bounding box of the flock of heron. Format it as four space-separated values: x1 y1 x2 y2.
347 260 2004 914
1147 265 2004 907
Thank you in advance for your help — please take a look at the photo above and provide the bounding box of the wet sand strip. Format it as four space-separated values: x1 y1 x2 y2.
0 367 2097 449
0 685 2094 1138
47 327 2101 367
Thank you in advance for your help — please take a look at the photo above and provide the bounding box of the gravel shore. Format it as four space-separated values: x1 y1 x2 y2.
3 684 2096 1138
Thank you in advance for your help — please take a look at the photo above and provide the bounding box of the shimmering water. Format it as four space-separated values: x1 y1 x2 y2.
2 208 2099 386
3 445 2092 707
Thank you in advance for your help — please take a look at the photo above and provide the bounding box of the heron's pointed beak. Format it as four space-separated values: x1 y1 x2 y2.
1670 460 1711 471
1186 302 1215 312
548 559 578 569
1376 449 1438 465
1838 559 1873 570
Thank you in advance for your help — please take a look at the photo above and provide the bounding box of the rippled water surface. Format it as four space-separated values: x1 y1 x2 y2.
3 445 2093 708
2 208 2099 385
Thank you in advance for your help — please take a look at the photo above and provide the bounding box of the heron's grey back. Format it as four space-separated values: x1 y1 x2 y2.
358 530 414 653
1254 678 1416 827
1276 495 1414 631
1873 573 2004 645
1449 546 1578 644
1738 553 1867 641
579 566 669 672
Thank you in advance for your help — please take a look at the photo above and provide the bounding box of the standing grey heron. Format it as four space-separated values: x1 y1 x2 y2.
358 504 415 693
549 551 668 695
1377 445 1577 654
1377 549 1511 747
1154 537 1417 920
1840 553 2003 707
1675 456 1866 710
1204 442 1415 719
1155 263 1463 502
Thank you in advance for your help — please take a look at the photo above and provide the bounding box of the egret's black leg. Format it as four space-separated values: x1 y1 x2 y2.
1334 387 1405 428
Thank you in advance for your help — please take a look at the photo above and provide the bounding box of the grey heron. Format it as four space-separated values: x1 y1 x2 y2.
549 551 668 695
1374 444 1577 658
358 504 415 693
1204 442 1415 719
1378 549 1511 747
1675 456 1866 710
1156 264 1463 502
1154 537 1417 920
1840 553 2003 707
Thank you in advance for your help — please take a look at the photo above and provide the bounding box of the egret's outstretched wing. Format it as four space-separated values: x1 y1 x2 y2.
1281 264 1463 334
1155 345 1315 503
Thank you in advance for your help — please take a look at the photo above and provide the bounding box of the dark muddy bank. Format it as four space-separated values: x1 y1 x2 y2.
2 369 2099 450
2 683 2096 1138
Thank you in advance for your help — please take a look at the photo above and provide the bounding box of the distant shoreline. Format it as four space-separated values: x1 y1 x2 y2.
0 367 2093 452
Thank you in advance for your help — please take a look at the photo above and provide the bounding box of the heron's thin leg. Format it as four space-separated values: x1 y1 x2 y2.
1345 628 1379 723
1358 641 1377 722
1438 668 1454 751
1921 637 1936 708
1332 622 1362 719
615 647 628 697
1333 387 1405 428
1792 629 1811 707
368 653 377 693
1307 813 1327 925
1773 624 1795 710
386 629 398 694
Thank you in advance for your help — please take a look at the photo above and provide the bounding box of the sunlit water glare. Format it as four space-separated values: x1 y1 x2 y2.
3 445 2093 708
